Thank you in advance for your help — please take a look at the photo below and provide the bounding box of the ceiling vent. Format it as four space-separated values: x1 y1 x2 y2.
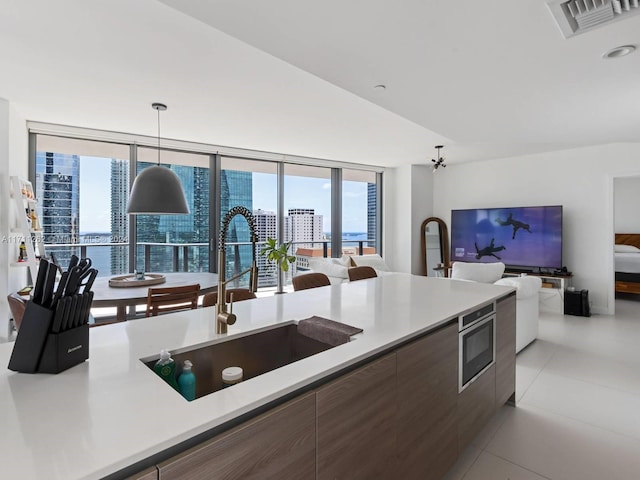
547 0 640 38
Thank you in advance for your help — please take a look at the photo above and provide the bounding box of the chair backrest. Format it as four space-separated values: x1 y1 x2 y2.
7 293 27 331
348 266 377 282
146 284 200 317
292 272 331 292
202 288 257 308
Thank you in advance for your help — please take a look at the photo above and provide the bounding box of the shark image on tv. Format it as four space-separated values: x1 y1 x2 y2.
475 238 506 260
495 213 532 239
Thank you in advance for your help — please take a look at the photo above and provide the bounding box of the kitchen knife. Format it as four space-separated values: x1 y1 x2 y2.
32 258 49 305
41 261 57 308
62 295 79 331
76 292 92 327
78 268 98 294
68 254 79 270
64 265 83 296
50 271 69 309
51 296 69 333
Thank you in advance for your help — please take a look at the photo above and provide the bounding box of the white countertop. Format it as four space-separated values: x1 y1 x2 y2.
0 273 513 480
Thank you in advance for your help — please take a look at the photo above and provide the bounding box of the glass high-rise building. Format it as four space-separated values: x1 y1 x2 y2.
134 163 210 272
367 182 377 251
110 159 129 274
35 152 80 267
220 170 253 285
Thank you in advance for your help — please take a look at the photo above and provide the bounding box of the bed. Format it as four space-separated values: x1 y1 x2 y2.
614 234 640 294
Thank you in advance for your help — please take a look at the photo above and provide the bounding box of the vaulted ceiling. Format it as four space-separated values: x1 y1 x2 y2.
1 0 639 167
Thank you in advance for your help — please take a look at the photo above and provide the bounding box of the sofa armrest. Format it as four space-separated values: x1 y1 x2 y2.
494 276 542 299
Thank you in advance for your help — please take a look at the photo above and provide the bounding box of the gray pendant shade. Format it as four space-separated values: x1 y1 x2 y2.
126 165 190 215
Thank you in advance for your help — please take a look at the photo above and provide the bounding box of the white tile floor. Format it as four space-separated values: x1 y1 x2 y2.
445 296 640 480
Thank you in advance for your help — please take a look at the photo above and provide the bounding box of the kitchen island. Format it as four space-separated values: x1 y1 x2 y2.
0 273 516 480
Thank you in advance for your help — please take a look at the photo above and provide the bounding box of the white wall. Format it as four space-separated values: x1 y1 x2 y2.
383 164 433 274
0 98 28 341
614 176 640 233
432 143 640 315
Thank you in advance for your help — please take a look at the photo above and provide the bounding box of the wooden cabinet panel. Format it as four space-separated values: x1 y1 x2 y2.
316 354 397 480
397 323 458 480
158 392 316 480
496 293 516 408
458 365 496 453
126 466 158 480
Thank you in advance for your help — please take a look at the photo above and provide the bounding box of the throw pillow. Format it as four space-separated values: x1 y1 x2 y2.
308 258 349 279
615 244 640 253
349 254 391 272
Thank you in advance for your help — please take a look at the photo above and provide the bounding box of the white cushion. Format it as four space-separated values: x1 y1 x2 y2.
349 254 391 272
451 262 505 284
494 276 542 299
615 244 640 253
308 258 349 279
332 256 352 267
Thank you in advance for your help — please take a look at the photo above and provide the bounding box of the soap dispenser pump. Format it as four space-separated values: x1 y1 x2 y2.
178 360 196 401
153 349 179 392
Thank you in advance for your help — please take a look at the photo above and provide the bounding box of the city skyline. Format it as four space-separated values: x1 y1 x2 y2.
78 158 371 234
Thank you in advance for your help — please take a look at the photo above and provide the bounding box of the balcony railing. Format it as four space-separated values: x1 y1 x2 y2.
42 238 377 287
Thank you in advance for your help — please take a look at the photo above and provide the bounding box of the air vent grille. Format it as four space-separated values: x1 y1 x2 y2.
548 0 640 38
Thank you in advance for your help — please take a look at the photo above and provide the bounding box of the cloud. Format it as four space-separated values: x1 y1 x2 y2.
322 182 331 190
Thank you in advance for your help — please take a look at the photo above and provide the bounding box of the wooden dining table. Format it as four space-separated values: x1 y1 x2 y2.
91 272 219 322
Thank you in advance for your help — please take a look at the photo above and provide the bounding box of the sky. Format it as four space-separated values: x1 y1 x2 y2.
79 158 370 234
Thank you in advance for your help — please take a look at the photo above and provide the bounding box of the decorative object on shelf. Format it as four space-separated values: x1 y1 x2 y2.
431 145 446 172
11 176 47 281
126 103 190 215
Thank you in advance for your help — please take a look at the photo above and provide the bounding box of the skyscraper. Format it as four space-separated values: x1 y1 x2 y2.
220 170 253 284
110 159 129 274
35 151 80 267
285 208 324 247
367 182 377 251
253 209 278 286
134 162 210 272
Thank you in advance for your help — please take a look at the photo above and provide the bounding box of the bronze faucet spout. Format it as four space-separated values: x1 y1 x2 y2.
216 206 258 334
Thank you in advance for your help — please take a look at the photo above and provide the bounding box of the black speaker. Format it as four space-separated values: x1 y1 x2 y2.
564 289 590 317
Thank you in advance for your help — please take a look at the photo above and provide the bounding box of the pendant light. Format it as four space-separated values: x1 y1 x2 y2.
126 103 190 215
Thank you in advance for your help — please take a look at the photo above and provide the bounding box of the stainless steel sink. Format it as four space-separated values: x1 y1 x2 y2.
142 323 336 399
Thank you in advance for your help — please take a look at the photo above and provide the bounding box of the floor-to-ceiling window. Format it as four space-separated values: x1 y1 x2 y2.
283 165 333 286
342 169 379 255
220 157 278 288
31 129 383 294
33 135 131 276
135 147 210 273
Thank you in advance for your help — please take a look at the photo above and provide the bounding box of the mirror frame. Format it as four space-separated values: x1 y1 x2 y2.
420 217 450 278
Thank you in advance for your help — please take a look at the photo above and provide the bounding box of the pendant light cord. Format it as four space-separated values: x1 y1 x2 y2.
157 106 161 167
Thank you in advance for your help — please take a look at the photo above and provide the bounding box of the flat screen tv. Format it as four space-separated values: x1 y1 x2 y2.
450 205 562 271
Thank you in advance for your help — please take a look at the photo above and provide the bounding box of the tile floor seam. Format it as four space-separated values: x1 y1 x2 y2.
482 450 555 480
508 401 640 448
458 446 484 480
515 345 558 401
531 366 640 400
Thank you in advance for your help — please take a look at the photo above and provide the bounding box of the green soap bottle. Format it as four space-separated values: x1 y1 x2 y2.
154 349 179 392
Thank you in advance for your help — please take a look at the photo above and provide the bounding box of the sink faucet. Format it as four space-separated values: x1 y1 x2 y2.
216 206 258 334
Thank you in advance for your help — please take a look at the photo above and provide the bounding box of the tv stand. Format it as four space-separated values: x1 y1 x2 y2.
503 271 573 314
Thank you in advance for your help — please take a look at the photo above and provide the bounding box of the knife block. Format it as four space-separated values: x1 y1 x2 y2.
38 324 89 374
8 300 89 374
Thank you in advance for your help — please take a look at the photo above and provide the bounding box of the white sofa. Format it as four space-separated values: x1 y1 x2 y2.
306 254 391 285
451 261 542 353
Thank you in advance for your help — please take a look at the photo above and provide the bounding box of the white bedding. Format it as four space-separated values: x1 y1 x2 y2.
615 252 640 274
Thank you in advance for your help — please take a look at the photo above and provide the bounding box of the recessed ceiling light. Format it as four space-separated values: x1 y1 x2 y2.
373 84 386 90
602 45 636 59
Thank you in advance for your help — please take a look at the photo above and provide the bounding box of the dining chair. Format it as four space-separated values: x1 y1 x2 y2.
7 293 27 331
145 284 200 317
292 272 331 291
202 288 257 308
348 266 377 282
